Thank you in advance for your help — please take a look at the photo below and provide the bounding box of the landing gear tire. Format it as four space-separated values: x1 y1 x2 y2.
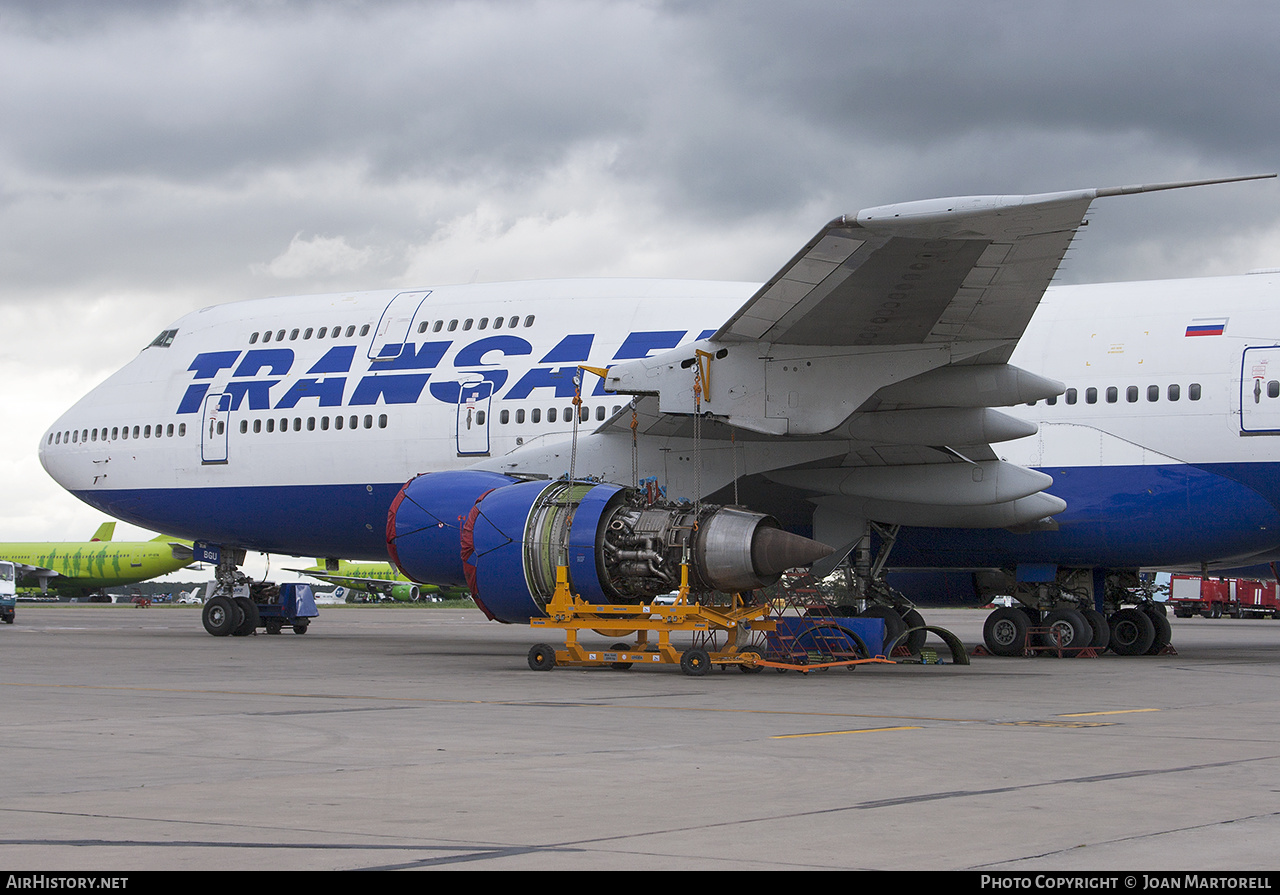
1109 608 1156 656
983 606 1030 657
680 647 710 676
232 597 258 636
1041 608 1091 656
1081 607 1110 653
899 607 927 654
1143 606 1172 655
527 643 557 671
859 605 907 656
202 596 241 637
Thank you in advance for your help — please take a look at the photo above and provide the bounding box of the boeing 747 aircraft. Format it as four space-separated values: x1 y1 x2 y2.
39 175 1279 655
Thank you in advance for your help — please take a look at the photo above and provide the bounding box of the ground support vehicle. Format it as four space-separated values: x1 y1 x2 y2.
0 561 15 624
1169 574 1280 619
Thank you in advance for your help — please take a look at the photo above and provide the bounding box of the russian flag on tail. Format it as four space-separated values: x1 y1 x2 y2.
1186 317 1228 337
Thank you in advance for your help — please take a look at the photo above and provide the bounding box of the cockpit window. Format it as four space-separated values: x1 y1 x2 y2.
148 329 178 348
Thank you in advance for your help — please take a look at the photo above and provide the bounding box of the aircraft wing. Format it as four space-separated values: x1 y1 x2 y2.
13 563 61 592
596 177 1272 532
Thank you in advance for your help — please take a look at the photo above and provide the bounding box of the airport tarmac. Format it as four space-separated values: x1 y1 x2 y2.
3 603 1280 871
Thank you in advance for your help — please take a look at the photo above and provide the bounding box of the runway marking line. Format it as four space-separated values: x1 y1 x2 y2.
1057 708 1161 717
772 726 923 739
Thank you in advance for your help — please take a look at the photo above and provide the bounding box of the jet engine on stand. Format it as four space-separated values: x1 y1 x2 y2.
385 470 832 624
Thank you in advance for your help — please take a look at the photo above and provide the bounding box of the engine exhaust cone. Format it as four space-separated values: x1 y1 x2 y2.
751 528 834 578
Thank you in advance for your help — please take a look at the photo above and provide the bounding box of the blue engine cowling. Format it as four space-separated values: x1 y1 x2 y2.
387 471 833 624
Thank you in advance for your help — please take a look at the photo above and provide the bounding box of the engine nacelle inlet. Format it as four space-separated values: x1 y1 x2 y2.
386 472 832 624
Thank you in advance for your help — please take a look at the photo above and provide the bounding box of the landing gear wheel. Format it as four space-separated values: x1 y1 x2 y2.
983 606 1030 657
899 607 927 654
202 595 241 637
610 642 633 670
859 605 907 655
1143 606 1172 654
1081 607 1110 653
527 643 557 671
1109 608 1155 656
680 647 710 676
232 597 259 636
1042 608 1091 656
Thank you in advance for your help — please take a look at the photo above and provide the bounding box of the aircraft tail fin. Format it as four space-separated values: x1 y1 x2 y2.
90 522 116 542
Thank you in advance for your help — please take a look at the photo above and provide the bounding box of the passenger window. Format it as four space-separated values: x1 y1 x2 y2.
254 419 262 433
1269 381 1279 399
293 418 301 431
307 417 315 431
378 414 387 429
304 328 313 340
493 317 504 330
478 318 488 330
1045 396 1057 406
524 315 535 327
345 326 356 337
318 327 328 338
448 320 458 332
476 411 485 425
321 417 330 431
1168 384 1180 401
433 320 443 333
112 427 119 440
500 410 510 424
1106 387 1118 404
333 326 342 338
463 319 473 331
335 416 343 430
363 415 372 429
132 426 140 439
262 331 272 342
166 424 174 437
548 407 558 423
1147 385 1159 402
418 322 429 333
1065 388 1077 405
178 424 186 437
516 409 525 424
276 330 285 342
359 325 370 336
1085 387 1097 404
249 332 259 344
349 415 358 430
509 316 519 328
1126 386 1138 403
290 329 300 340
531 408 541 423
1189 383 1202 400
267 419 275 433
596 406 605 421
239 421 248 434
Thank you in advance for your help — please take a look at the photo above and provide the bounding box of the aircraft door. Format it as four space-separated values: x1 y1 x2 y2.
456 378 493 457
1240 346 1280 434
368 290 432 362
201 392 231 464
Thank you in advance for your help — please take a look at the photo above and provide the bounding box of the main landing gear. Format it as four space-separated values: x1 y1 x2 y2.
981 570 1172 658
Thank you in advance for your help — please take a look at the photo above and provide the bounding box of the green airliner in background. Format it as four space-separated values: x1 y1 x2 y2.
0 522 195 600
289 559 469 602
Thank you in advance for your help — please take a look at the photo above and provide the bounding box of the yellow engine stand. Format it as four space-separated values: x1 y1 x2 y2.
527 565 775 675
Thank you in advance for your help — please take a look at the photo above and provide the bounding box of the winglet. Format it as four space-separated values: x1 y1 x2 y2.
90 522 115 542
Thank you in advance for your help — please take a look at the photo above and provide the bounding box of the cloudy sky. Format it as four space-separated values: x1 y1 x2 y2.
2 0 1278 578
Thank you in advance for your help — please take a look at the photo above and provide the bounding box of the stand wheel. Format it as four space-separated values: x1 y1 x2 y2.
680 647 710 676
528 643 557 671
